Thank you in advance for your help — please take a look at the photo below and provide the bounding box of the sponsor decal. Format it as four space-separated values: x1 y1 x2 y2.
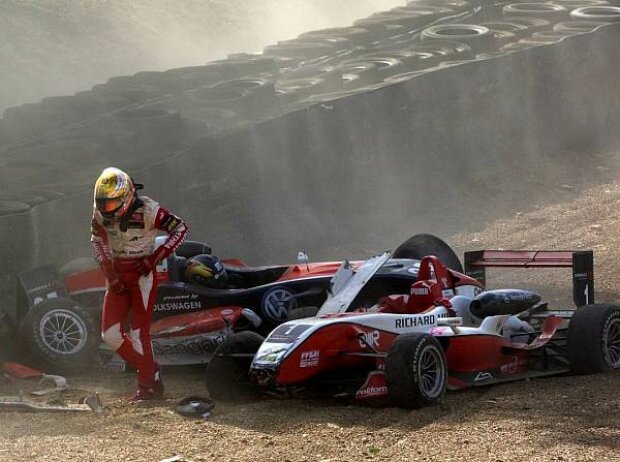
155 294 202 311
395 314 436 329
500 357 527 374
299 350 320 368
411 287 429 295
161 213 182 233
358 330 380 348
153 331 227 357
220 309 234 315
429 327 449 336
267 324 312 343
442 289 455 297
355 371 388 399
155 301 202 311
474 372 493 382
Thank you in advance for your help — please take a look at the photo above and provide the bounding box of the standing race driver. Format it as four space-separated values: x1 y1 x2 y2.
91 167 188 401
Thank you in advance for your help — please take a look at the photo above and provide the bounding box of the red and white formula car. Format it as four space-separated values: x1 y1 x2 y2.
206 249 620 408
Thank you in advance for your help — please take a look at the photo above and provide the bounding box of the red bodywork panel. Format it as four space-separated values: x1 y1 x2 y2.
65 268 106 293
151 306 244 338
276 322 398 384
65 261 360 293
274 315 563 388
466 250 577 268
277 261 362 282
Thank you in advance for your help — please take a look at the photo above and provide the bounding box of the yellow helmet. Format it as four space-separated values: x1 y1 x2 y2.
94 167 135 218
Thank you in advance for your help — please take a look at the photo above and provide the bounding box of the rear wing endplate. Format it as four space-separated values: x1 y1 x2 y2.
16 265 70 319
463 250 594 307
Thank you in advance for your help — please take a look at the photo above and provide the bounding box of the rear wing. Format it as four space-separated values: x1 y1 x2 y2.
463 250 594 307
16 265 70 320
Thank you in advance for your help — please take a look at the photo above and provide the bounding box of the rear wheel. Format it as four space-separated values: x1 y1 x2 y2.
205 331 264 402
18 298 99 374
568 304 620 374
393 234 463 272
385 333 447 408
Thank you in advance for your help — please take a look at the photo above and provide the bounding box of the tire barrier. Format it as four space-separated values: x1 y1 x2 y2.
409 40 475 59
1 3 620 312
500 41 542 51
339 62 385 88
356 51 442 72
554 19 607 30
264 38 347 62
496 16 553 31
277 66 344 102
502 3 570 22
480 21 533 37
527 29 579 41
421 24 496 51
570 5 620 21
408 0 472 13
298 27 379 46
181 80 277 121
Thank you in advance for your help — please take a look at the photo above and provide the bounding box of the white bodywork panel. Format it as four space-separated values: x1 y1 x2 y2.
318 252 391 315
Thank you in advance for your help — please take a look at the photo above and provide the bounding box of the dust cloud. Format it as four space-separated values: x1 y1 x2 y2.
0 0 403 112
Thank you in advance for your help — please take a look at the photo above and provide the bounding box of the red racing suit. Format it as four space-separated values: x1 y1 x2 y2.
91 195 188 390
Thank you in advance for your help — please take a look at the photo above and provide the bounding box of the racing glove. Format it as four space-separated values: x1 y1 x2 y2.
108 276 127 294
134 247 166 275
100 260 126 293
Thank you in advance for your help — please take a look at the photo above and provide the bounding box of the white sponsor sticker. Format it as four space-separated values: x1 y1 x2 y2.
300 350 320 368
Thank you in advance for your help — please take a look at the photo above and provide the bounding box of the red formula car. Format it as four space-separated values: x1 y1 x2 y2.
8 234 464 372
206 249 620 408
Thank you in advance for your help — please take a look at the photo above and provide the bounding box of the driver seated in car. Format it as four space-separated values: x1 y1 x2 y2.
376 280 455 316
184 254 230 288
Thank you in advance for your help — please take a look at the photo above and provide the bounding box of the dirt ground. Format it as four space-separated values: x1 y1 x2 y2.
3 180 620 461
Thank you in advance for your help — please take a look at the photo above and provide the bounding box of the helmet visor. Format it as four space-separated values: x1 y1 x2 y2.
96 197 125 217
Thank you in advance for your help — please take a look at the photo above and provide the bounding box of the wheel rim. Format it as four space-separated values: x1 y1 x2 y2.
604 317 620 368
39 309 88 355
416 345 445 398
262 288 297 322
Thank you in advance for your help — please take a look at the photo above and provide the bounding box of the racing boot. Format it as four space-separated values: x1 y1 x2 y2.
128 366 164 402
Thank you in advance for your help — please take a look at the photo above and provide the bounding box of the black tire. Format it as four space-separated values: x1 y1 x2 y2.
176 241 212 258
554 20 607 32
499 16 552 32
480 21 532 38
393 234 463 272
205 331 264 402
385 333 447 408
503 3 569 22
568 304 620 374
570 6 620 22
287 306 320 320
421 24 495 51
18 298 99 374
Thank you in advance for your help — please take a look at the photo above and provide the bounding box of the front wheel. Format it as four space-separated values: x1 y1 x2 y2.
568 304 620 374
205 331 264 402
385 333 447 408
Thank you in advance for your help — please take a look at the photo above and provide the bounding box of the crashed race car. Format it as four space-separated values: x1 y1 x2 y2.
205 248 619 408
6 234 463 372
